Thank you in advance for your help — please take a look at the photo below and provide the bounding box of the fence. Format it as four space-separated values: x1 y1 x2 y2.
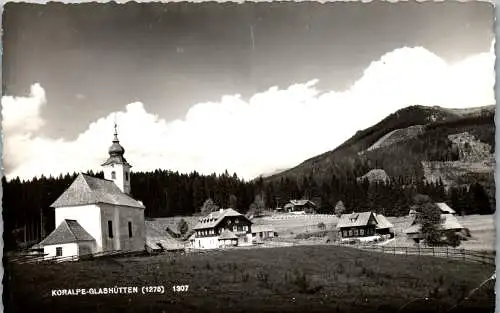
7 250 147 265
348 244 495 265
262 214 338 221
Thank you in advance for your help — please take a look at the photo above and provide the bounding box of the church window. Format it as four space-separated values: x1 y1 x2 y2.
125 172 129 181
108 221 114 238
56 247 62 257
111 171 116 179
128 222 133 238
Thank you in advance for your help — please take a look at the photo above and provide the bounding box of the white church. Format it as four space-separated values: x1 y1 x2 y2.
37 124 146 259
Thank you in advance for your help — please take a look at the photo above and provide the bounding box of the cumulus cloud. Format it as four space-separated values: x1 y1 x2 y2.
2 44 495 181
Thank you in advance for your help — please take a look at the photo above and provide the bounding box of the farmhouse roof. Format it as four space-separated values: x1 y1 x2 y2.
436 203 456 215
374 214 394 229
441 214 463 230
145 221 185 251
193 208 251 230
251 225 276 233
50 173 145 209
337 212 375 228
39 219 95 246
218 229 238 240
289 200 317 207
403 224 421 234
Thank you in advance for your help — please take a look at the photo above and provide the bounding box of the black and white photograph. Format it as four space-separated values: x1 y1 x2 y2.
1 1 496 312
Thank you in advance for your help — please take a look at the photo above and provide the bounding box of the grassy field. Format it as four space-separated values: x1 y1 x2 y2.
456 214 496 251
152 213 495 251
5 245 495 313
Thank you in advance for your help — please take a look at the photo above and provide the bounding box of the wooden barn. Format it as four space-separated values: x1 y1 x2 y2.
403 203 464 243
337 212 394 240
251 225 278 240
283 200 317 214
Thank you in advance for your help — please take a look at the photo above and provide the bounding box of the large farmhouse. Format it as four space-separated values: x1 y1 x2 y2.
191 209 253 249
337 212 394 241
37 124 146 259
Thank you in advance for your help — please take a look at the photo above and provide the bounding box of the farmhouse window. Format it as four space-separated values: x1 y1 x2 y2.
111 171 116 179
354 229 358 236
349 230 353 237
108 221 114 238
343 231 347 237
125 172 129 181
128 222 133 238
56 247 62 257
360 229 365 236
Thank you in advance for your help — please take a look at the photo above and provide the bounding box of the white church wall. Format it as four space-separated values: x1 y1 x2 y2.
55 205 103 252
100 203 145 252
44 243 78 259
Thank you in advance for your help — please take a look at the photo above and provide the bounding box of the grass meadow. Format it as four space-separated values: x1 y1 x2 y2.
5 245 495 313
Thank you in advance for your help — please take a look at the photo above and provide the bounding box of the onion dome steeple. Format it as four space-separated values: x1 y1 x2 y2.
101 122 131 167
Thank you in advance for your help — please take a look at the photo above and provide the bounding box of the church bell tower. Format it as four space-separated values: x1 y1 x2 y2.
101 122 131 194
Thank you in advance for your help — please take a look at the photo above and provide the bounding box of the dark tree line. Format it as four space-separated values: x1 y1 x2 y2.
3 166 495 250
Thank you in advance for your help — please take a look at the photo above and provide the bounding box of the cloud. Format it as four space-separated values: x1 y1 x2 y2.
2 44 495 181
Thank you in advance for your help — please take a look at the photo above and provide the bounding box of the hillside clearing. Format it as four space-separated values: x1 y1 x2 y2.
6 245 494 313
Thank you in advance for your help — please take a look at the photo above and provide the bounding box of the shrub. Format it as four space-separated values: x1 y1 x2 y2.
241 272 250 282
256 271 269 284
445 232 461 247
177 219 189 235
292 270 310 292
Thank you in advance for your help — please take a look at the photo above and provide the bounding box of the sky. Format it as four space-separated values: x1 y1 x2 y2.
1 1 496 181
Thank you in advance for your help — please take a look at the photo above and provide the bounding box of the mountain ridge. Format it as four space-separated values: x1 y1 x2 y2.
263 104 495 187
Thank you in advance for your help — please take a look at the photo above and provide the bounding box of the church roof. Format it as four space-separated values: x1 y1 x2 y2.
50 173 145 209
39 219 95 246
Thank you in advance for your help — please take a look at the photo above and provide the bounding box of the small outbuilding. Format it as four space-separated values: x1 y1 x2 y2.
38 219 96 260
251 225 278 240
